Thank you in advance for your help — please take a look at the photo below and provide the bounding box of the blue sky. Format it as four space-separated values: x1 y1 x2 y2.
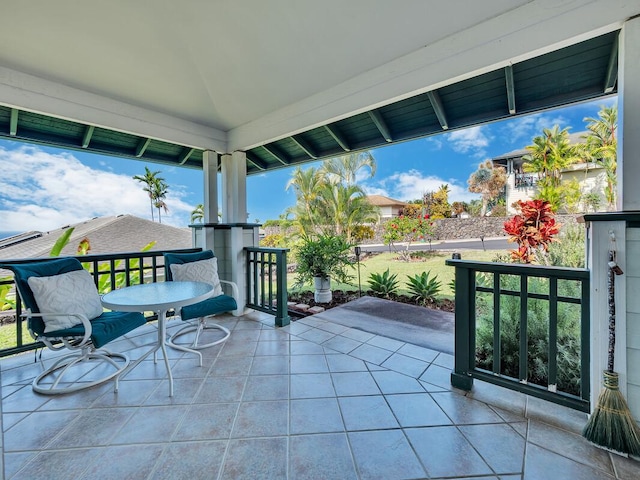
0 97 616 239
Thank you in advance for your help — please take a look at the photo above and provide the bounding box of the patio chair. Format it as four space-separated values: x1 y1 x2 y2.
164 250 236 351
3 257 147 395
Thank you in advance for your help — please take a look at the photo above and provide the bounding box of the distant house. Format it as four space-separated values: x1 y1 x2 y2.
0 215 192 260
491 131 607 214
366 195 407 219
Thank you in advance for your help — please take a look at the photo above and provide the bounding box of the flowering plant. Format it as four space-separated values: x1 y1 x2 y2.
382 214 434 262
503 199 560 263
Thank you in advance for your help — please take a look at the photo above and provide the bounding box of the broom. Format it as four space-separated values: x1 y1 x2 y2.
582 250 640 455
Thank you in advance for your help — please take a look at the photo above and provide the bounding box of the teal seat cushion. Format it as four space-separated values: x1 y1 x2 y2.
180 294 237 321
42 311 147 349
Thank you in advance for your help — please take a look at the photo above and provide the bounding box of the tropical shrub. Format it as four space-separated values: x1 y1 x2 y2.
406 271 441 305
503 199 560 263
368 269 399 298
294 234 353 286
382 215 434 262
260 233 286 248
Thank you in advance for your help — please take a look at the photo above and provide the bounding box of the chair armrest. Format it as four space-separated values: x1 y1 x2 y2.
219 279 239 301
23 309 92 347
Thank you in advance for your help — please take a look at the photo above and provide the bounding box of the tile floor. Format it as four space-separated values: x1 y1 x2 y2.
1 312 639 479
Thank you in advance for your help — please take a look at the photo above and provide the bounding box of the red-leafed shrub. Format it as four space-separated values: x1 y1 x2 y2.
503 199 560 263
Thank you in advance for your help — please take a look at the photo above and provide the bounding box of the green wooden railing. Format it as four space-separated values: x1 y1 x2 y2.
0 248 200 358
446 259 590 412
245 247 290 327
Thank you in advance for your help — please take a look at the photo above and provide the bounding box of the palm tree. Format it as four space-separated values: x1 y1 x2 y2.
286 166 324 233
133 167 164 222
522 125 579 211
191 204 204 223
580 105 617 209
151 177 169 223
319 152 376 186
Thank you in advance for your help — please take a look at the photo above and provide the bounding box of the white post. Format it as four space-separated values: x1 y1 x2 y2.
620 16 640 212
618 16 640 421
221 151 248 223
203 150 219 224
219 151 250 315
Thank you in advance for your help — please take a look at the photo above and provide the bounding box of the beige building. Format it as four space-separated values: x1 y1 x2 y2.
491 132 608 214
366 195 407 218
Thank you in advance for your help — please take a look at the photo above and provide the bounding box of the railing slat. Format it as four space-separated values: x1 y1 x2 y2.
519 275 528 383
548 277 558 391
493 273 501 375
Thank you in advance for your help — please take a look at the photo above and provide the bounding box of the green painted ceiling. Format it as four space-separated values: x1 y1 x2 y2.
0 30 618 175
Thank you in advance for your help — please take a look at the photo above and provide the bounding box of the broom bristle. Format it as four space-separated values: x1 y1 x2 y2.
583 371 640 456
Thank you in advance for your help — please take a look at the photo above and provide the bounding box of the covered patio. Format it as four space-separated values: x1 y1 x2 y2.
2 1 640 478
2 311 638 479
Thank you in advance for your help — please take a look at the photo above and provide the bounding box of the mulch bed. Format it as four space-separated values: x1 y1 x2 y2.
288 289 455 312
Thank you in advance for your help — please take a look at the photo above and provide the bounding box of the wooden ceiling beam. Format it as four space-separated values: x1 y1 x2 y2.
324 124 350 152
81 125 95 148
505 65 516 114
291 135 318 159
9 108 18 136
603 34 619 94
179 147 195 165
246 152 268 171
135 138 151 157
427 90 449 130
262 144 289 165
368 109 393 142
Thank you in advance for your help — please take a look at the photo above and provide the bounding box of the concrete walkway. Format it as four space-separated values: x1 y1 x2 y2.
314 296 454 355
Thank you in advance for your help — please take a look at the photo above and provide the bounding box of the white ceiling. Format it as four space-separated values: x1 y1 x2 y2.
0 0 637 152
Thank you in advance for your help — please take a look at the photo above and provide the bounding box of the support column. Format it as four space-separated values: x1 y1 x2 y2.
619 16 640 422
203 150 219 224
620 16 640 211
221 151 248 223
192 150 219 250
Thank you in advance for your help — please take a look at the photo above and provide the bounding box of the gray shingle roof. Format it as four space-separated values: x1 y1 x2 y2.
0 215 192 261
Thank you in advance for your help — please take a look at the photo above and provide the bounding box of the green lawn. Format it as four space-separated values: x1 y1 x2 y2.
289 249 501 298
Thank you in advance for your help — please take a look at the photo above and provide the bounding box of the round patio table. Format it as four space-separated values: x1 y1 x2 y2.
102 281 213 396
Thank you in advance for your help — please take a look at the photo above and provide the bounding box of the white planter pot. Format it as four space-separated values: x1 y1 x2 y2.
313 275 332 303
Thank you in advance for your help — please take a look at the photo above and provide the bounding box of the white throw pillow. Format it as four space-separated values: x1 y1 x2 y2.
170 257 223 297
27 269 103 333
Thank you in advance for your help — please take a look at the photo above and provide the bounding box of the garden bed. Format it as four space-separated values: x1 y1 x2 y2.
288 289 454 312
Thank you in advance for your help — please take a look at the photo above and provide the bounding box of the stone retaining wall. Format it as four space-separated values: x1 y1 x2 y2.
263 215 580 244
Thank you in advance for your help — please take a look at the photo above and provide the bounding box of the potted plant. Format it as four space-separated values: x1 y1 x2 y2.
294 234 354 303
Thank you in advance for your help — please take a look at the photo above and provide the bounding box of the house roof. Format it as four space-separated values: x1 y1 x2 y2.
0 215 191 261
367 195 407 207
0 1 633 175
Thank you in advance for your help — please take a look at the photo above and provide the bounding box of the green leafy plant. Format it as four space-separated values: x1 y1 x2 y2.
294 234 354 286
382 214 435 262
368 269 399 298
0 279 16 311
406 271 442 305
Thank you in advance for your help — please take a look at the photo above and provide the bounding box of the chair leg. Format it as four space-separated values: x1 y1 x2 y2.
32 348 130 395
168 317 231 353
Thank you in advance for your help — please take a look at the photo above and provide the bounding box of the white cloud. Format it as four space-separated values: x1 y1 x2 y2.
446 126 491 157
0 146 195 233
424 137 443 150
366 169 479 204
501 112 569 145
